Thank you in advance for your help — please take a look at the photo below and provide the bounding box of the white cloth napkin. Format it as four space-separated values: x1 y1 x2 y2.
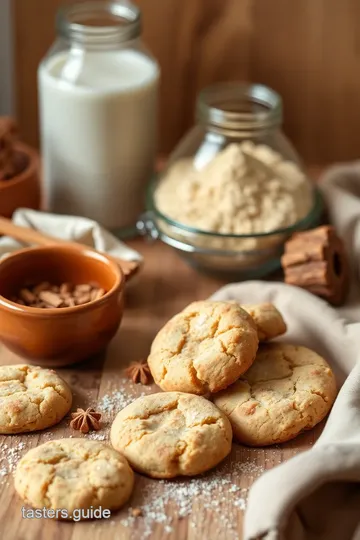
210 163 360 540
0 208 142 262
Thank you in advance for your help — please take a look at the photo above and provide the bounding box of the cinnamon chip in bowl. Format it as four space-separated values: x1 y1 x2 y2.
13 282 106 309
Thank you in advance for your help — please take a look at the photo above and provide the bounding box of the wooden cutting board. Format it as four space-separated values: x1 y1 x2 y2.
0 239 323 540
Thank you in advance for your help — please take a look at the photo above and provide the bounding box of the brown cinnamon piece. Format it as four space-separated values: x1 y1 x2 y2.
32 281 51 295
12 281 106 309
63 297 76 307
39 290 63 308
281 225 349 305
75 284 92 293
19 288 37 304
90 287 105 301
75 293 91 305
60 283 73 296
50 285 60 293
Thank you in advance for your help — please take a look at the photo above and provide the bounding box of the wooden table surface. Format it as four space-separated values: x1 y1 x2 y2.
0 238 323 540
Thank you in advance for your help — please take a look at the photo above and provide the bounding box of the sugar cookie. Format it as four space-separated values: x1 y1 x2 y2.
214 343 336 446
148 301 258 394
110 392 232 478
0 364 72 434
15 439 134 518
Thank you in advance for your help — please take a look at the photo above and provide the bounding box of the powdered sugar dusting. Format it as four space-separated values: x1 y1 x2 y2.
118 453 264 538
84 378 154 440
97 378 152 418
0 441 27 482
97 391 136 414
87 432 107 441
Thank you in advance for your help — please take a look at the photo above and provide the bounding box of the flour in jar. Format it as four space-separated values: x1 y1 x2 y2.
155 142 313 235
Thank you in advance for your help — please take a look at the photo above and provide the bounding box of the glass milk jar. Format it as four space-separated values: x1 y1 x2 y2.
38 0 159 235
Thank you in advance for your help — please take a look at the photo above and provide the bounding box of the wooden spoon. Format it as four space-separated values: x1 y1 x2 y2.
0 215 140 281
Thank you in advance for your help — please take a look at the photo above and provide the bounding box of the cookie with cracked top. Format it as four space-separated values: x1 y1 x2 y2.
110 391 232 478
0 364 72 434
147 300 259 395
214 343 337 446
15 439 134 517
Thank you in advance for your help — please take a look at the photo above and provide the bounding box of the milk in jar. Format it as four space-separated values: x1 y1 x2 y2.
38 0 159 234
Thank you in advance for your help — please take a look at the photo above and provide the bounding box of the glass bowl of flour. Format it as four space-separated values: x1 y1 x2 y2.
138 84 322 278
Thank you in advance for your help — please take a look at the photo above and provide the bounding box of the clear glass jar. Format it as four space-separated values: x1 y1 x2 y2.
140 83 321 278
166 82 305 176
38 0 160 237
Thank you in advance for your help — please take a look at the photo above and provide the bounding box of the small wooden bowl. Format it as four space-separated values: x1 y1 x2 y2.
0 142 41 218
0 245 124 366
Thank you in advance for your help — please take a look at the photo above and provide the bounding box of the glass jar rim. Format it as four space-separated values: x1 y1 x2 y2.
57 0 141 45
196 82 282 135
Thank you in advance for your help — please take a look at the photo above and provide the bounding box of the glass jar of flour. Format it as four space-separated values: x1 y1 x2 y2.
38 0 159 236
139 83 322 278
153 82 317 238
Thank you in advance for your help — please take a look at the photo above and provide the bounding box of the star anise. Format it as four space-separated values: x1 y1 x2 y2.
70 407 102 433
125 361 152 385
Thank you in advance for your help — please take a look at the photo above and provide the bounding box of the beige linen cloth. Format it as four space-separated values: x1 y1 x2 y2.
0 208 142 262
211 163 360 540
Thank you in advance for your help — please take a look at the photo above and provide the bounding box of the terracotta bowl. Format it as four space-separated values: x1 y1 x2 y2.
0 142 41 218
0 245 124 366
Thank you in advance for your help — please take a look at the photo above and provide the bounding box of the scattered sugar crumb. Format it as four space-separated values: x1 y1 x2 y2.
119 457 263 538
234 461 264 475
0 441 27 482
97 391 135 414
97 378 152 418
234 498 246 510
87 432 107 441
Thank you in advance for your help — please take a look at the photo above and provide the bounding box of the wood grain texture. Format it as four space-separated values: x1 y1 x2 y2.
12 0 360 163
0 239 323 540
